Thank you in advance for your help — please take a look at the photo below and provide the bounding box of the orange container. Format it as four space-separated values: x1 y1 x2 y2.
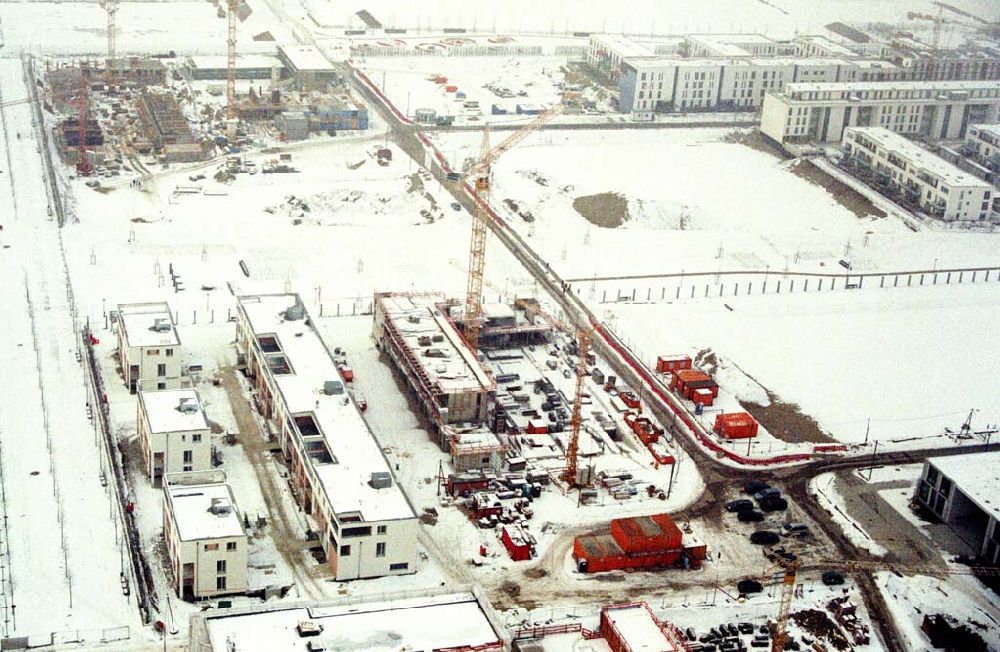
657 355 692 373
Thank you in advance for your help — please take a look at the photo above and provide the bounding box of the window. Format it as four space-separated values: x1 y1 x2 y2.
192 434 202 443
376 542 386 557
183 465 192 472
227 541 237 551
157 364 167 377
340 545 351 557
377 525 387 535
157 383 167 390
342 526 372 538
205 543 219 551
389 562 409 571
147 349 160 356
216 560 227 573
216 576 227 590
166 348 174 356
183 451 193 463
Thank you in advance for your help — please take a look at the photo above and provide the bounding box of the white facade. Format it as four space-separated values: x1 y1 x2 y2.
236 294 418 581
965 123 1000 170
794 35 858 59
842 127 994 221
587 34 653 81
138 388 212 485
687 34 783 58
916 452 1000 565
115 302 183 392
761 80 1000 145
163 471 248 600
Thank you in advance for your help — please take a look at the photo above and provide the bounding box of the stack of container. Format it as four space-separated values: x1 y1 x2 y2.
624 413 662 444
713 412 759 439
692 388 714 407
573 513 707 573
670 369 719 400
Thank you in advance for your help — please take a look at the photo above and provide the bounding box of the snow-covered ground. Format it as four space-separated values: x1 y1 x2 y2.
810 473 888 557
0 59 138 639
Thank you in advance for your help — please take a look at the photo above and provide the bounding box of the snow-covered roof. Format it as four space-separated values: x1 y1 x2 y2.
603 603 682 651
785 79 1000 94
796 34 856 57
689 33 777 57
165 477 243 541
845 127 992 190
117 302 179 348
139 388 208 434
590 34 653 59
202 591 501 652
278 44 334 71
928 452 1000 523
969 123 1000 140
187 54 283 71
378 293 494 396
237 294 415 523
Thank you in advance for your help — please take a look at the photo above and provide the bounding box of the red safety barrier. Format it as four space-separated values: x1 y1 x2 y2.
350 65 414 125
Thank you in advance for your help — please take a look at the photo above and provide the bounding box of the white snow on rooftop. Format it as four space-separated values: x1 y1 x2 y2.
140 388 208 433
118 302 179 348
592 33 653 58
166 480 244 541
603 603 681 651
279 44 334 71
785 79 1000 94
846 127 993 189
187 54 283 70
203 591 501 652
928 451 1000 523
238 294 414 522
797 34 856 57
970 123 1000 139
379 293 494 395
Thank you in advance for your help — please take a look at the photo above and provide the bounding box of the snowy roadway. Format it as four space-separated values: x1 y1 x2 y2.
0 59 137 638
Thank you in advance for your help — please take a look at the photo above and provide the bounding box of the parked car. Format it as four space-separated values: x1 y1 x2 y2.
822 570 845 586
753 487 781 501
451 202 462 211
744 481 769 495
446 172 461 182
765 546 798 563
749 531 780 545
738 622 755 634
725 499 754 513
781 522 809 537
738 510 765 523
759 496 788 512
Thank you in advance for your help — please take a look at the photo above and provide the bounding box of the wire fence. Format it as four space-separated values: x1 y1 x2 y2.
2 625 129 650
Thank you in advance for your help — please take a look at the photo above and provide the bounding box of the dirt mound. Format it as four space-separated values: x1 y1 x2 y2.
790 609 850 650
791 159 887 220
573 192 628 228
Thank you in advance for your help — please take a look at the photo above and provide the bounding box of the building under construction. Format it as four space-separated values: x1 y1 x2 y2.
57 117 104 165
137 88 205 162
46 57 165 104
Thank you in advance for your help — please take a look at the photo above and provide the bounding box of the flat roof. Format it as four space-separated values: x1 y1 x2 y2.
796 34 856 57
202 591 501 652
140 388 208 433
591 34 653 58
238 295 414 522
378 293 494 396
928 451 1000 523
188 54 283 70
118 302 179 348
785 79 1000 93
689 33 776 57
970 123 1000 139
845 127 992 189
604 603 682 651
166 480 243 541
278 44 334 71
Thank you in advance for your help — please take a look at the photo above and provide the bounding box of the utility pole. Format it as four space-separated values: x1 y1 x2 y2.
867 439 879 481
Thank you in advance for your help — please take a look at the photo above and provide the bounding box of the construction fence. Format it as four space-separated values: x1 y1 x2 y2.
2 626 130 650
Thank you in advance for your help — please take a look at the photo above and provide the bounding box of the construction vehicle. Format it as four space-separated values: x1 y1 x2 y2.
461 103 564 354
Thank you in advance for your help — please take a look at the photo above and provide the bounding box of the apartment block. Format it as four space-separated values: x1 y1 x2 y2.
235 294 418 581
138 388 212 485
761 80 1000 145
163 471 248 600
686 34 784 58
841 127 993 221
115 302 183 392
965 123 1000 171
587 34 653 82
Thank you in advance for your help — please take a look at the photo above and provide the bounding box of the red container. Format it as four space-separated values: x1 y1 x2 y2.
611 514 682 554
526 418 548 434
445 85 458 93
714 412 759 439
657 355 692 373
693 388 714 406
620 390 641 410
501 525 532 561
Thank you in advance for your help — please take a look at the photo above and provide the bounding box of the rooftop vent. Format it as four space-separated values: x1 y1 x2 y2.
209 497 231 516
152 317 172 333
296 621 323 637
369 471 392 489
285 304 305 321
323 380 344 396
406 314 420 324
178 398 199 414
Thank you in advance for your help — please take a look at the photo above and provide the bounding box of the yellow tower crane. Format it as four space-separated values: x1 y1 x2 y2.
462 104 564 353
562 328 592 487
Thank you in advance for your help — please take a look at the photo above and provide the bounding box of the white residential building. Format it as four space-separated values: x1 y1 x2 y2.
794 35 858 59
761 80 1000 145
965 123 1000 170
916 452 1000 565
587 34 653 81
115 302 182 392
687 34 785 58
236 294 418 581
138 388 212 485
163 471 248 600
842 127 994 221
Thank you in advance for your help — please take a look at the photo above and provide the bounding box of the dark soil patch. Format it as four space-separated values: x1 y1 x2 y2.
741 390 836 444
723 128 789 158
523 567 548 579
573 192 628 228
790 610 850 650
791 159 887 220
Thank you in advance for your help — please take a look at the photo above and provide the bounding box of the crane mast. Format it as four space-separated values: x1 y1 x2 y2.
562 329 592 487
226 0 238 127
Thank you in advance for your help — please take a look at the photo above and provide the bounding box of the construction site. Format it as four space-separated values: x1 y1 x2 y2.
2 0 1000 650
